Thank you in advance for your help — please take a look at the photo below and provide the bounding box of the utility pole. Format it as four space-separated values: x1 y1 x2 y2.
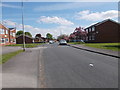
21 0 25 51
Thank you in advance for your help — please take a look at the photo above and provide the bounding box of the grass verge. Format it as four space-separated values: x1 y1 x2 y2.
6 43 44 48
84 43 120 51
68 42 85 44
0 50 23 64
69 42 120 51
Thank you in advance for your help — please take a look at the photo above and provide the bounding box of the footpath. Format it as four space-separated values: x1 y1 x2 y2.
2 47 42 88
2 46 22 54
68 44 119 58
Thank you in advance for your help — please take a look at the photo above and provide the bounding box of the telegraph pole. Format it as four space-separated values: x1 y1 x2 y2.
21 0 25 51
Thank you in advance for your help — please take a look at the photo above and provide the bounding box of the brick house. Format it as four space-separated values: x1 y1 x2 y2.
84 19 120 43
0 24 16 46
16 35 33 44
34 34 46 43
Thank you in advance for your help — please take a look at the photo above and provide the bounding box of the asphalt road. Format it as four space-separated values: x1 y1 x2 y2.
40 43 118 88
2 43 118 88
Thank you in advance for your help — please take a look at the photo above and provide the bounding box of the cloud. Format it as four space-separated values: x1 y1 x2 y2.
37 16 74 26
22 25 75 38
76 10 118 21
1 3 21 9
2 20 75 38
23 25 75 38
2 20 17 27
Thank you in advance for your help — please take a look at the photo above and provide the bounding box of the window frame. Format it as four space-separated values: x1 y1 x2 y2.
1 38 5 43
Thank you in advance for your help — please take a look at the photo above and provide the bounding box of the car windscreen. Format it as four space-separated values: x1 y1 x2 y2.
60 40 67 43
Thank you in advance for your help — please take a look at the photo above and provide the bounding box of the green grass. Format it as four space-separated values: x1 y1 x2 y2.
69 42 120 51
68 42 85 44
0 50 23 64
6 43 44 48
84 43 120 51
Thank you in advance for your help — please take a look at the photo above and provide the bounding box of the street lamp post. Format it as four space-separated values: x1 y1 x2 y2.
21 0 25 51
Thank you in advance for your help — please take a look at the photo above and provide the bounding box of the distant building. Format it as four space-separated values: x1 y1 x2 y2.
16 35 33 44
0 24 16 46
84 19 120 43
34 34 46 43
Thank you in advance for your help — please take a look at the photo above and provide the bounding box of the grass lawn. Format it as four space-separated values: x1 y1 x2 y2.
68 42 85 44
6 43 44 48
69 42 120 51
0 50 23 64
84 43 120 51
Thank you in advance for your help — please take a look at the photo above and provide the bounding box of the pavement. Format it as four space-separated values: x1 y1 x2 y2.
68 44 119 58
2 46 22 54
2 47 46 88
2 43 118 88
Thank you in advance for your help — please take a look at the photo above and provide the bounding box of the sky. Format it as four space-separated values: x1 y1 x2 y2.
1 2 119 38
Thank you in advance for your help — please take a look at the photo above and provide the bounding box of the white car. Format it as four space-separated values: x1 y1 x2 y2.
59 40 67 45
49 40 54 44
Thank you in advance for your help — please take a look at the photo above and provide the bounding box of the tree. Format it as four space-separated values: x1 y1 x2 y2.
16 30 32 37
69 26 87 42
46 33 53 40
57 34 69 41
35 34 41 38
25 32 32 37
16 30 23 36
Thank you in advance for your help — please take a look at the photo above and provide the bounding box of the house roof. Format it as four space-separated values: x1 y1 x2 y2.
9 28 16 30
16 34 33 39
85 19 120 29
0 23 9 30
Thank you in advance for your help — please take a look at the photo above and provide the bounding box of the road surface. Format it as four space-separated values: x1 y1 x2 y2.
2 43 118 88
40 43 118 88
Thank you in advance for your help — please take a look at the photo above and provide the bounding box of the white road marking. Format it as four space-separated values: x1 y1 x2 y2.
89 63 94 67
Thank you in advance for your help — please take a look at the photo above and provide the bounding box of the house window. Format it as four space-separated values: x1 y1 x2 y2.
89 36 91 40
10 39 13 42
92 26 95 31
13 33 15 37
6 38 9 42
86 36 88 41
89 28 91 32
0 29 4 34
6 30 8 34
10 32 13 36
12 39 16 43
91 35 95 40
1 38 5 43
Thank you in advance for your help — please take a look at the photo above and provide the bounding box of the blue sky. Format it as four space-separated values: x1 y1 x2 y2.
2 2 118 38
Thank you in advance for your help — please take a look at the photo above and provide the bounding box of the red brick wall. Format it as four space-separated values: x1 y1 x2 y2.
0 24 16 46
95 21 120 43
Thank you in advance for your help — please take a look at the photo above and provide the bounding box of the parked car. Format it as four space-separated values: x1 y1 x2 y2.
59 40 67 45
49 40 54 44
